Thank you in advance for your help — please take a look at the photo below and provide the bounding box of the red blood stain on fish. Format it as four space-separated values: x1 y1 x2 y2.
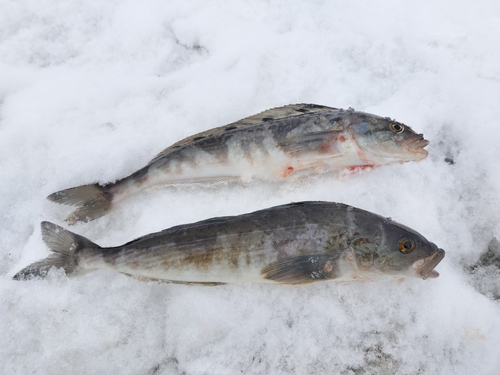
346 165 374 173
282 166 294 177
321 134 346 153
357 149 366 160
324 261 334 273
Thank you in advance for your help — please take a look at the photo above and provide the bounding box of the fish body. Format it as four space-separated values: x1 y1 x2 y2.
48 104 429 223
14 202 444 284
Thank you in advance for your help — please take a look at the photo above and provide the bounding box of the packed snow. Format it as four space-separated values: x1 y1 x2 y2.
1 1 499 374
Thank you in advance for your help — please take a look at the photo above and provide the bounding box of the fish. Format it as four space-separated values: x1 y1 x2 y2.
47 104 429 223
13 201 445 284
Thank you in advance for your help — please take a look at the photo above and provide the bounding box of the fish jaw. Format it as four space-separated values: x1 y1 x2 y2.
411 248 446 279
403 136 429 161
357 133 429 164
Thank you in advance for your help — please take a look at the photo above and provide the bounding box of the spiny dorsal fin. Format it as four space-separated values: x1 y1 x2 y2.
234 103 336 126
148 104 337 164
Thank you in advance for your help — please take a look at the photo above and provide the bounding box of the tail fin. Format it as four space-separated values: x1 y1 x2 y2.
47 183 113 224
13 221 100 280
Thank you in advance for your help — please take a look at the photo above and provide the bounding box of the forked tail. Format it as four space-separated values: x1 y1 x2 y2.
47 183 113 224
13 222 100 280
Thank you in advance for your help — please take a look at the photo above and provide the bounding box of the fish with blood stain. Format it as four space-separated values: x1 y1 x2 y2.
46 104 429 223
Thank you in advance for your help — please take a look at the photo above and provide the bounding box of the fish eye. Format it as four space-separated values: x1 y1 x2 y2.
390 123 404 134
398 238 415 253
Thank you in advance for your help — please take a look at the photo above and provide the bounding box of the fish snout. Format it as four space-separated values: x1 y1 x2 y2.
413 248 445 279
407 135 429 160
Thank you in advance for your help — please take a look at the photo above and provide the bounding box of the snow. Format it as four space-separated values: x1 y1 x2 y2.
1 0 500 374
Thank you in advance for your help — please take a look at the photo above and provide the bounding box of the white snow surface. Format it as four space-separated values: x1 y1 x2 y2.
1 1 500 374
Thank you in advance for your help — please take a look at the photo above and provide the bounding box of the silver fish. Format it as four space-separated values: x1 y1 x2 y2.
14 202 444 284
48 104 429 223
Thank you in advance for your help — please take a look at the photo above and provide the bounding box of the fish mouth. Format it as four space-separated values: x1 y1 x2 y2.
407 137 429 160
412 248 445 279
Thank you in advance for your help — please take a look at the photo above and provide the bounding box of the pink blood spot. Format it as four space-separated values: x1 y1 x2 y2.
282 166 294 178
346 165 374 173
323 261 334 273
321 134 346 152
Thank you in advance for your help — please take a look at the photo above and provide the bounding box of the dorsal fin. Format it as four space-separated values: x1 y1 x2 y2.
232 103 336 126
148 104 337 165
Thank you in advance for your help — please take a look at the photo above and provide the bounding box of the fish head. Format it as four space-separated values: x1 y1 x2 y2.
349 212 445 280
367 219 445 279
349 113 429 164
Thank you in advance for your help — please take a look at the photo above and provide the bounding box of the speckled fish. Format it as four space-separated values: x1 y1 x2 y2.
14 202 444 284
48 104 429 223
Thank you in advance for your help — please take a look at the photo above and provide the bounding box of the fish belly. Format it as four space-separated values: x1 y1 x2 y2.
126 133 364 192
79 243 277 284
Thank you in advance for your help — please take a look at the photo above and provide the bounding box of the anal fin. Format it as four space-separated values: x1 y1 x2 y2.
129 275 226 286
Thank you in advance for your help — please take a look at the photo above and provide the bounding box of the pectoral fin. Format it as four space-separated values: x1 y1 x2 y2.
261 253 340 285
278 130 345 158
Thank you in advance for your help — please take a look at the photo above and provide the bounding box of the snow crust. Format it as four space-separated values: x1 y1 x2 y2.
1 0 500 373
